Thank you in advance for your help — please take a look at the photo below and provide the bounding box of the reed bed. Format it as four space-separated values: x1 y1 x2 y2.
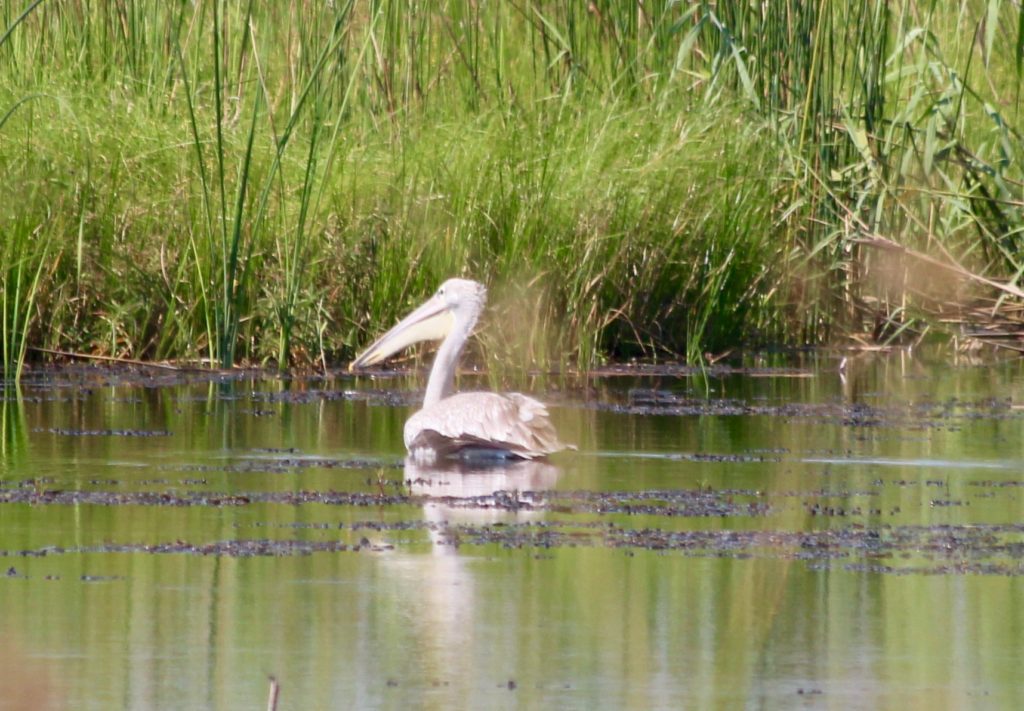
2 1 1023 377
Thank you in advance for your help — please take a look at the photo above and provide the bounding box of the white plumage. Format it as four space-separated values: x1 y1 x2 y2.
351 279 569 462
405 391 562 461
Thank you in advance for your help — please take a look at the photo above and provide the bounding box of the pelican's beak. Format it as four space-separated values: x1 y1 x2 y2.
350 294 454 371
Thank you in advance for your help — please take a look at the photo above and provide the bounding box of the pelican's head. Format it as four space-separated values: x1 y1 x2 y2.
350 278 487 370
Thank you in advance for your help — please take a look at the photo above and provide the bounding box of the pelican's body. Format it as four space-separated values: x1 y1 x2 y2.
351 279 568 462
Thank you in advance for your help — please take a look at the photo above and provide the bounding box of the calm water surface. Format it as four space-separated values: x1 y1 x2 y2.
1 353 1024 709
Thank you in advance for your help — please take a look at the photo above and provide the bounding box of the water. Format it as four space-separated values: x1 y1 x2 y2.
2 353 1024 709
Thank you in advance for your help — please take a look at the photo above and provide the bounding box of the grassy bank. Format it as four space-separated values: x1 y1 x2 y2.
2 1 1023 378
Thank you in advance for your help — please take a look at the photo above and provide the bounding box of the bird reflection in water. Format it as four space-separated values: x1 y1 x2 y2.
404 457 560 553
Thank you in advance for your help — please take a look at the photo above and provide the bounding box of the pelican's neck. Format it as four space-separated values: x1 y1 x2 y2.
423 308 476 408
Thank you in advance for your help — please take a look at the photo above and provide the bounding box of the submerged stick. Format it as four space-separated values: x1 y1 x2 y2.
267 676 280 711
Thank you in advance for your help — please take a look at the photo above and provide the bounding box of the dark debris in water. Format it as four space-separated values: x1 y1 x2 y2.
433 521 1024 574
33 427 172 437
6 522 1022 576
3 474 1024 574
251 388 419 407
7 363 411 401
5 539 354 560
591 389 1020 430
173 456 400 474
0 481 767 518
479 488 769 517
6 363 1024 578
14 363 265 389
0 486 411 508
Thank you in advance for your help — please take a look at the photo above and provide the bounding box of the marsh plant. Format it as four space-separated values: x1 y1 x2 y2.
2 1 1023 377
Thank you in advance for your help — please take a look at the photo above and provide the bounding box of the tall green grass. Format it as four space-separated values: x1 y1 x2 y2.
2 1 1023 376
1 215 50 381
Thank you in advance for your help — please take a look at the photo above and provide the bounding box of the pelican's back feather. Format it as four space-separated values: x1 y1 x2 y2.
405 392 569 461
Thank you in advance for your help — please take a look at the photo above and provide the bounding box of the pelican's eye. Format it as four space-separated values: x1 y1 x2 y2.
436 287 445 298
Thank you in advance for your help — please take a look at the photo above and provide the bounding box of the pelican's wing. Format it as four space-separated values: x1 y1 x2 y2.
405 392 570 460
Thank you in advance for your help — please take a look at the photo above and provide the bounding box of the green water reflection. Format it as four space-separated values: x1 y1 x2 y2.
1 354 1023 709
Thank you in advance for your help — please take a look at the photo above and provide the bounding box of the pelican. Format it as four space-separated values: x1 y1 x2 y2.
350 278 570 463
